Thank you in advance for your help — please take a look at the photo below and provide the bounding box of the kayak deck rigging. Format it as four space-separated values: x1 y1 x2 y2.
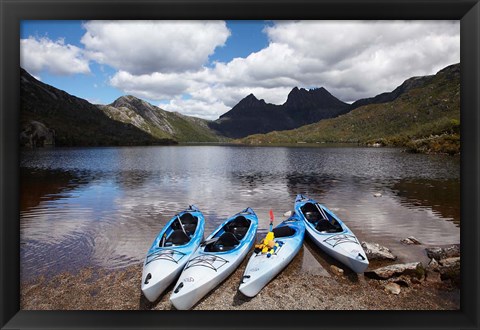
183 255 230 272
145 249 187 265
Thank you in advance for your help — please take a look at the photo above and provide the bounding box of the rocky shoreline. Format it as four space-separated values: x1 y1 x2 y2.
20 239 460 311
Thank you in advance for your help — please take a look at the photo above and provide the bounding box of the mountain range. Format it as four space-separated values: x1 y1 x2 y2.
240 63 460 155
209 87 350 138
20 68 222 146
20 63 460 154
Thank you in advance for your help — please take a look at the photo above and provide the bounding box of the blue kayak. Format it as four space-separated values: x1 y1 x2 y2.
295 194 369 273
141 205 205 302
170 207 258 310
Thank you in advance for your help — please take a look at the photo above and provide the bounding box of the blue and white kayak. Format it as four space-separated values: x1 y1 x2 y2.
141 205 205 302
170 207 258 310
295 194 369 273
239 212 305 297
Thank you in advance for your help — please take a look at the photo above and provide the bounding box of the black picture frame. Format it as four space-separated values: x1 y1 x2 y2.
1 0 479 329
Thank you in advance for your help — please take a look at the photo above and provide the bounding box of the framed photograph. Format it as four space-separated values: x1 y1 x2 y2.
1 0 479 329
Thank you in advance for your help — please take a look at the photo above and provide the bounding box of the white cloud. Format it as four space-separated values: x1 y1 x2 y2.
261 20 460 102
110 70 194 100
20 37 90 76
22 20 459 120
163 98 229 119
109 20 459 119
81 20 230 75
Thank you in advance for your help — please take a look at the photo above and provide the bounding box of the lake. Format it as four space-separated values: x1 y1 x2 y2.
20 145 460 280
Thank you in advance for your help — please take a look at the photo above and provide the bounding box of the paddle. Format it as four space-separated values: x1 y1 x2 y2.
315 203 329 221
316 203 337 225
269 209 274 232
176 215 188 236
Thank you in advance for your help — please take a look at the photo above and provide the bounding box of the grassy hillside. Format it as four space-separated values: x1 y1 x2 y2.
240 64 460 155
99 96 227 143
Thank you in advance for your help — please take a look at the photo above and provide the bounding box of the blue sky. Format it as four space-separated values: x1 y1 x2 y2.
20 20 460 120
21 20 270 106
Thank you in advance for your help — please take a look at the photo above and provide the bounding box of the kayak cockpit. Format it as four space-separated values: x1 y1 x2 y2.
272 225 296 238
164 230 190 246
204 232 239 252
224 215 251 240
204 215 252 252
160 212 200 247
171 212 198 235
300 202 343 233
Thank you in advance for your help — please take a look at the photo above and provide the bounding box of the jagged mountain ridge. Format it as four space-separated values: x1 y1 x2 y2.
209 87 350 138
284 87 351 125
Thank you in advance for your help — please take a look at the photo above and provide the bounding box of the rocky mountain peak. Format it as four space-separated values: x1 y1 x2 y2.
284 86 346 110
235 93 266 108
111 95 145 108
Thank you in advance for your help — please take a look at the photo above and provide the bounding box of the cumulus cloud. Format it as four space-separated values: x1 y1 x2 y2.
108 20 459 119
22 20 459 120
163 98 230 119
81 20 230 75
261 20 460 102
20 37 90 76
110 71 194 100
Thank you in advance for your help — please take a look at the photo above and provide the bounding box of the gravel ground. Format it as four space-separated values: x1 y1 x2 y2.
20 247 460 311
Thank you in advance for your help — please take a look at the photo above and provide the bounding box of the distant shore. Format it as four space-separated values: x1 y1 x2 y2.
21 240 460 311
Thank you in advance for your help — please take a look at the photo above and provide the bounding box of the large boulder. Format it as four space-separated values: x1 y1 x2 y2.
425 244 460 260
366 262 423 279
438 257 460 285
361 242 397 261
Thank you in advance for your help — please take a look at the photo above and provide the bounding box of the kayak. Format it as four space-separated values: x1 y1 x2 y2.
294 194 369 273
170 207 258 310
239 212 305 297
141 205 205 302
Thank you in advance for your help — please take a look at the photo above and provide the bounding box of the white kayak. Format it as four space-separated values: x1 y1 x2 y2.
141 205 205 302
295 194 369 273
239 213 305 297
170 207 258 310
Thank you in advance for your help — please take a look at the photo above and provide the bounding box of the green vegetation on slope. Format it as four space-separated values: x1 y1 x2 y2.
99 97 227 143
240 64 460 155
163 112 228 143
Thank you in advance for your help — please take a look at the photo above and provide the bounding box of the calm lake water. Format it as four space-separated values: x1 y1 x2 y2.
20 145 460 280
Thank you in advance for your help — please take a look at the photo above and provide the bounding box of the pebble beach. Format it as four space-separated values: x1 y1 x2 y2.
20 239 460 311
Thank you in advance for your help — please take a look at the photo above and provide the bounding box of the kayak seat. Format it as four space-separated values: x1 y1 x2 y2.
304 211 322 223
301 203 323 223
183 223 197 236
179 213 197 225
273 226 296 238
206 232 240 252
224 216 251 240
315 220 342 233
171 213 198 234
166 230 191 245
